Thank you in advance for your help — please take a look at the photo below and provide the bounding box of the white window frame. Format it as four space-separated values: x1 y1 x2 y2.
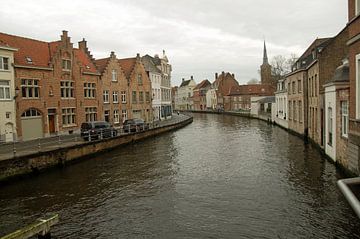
60 81 74 98
62 59 71 71
122 110 127 122
114 109 119 124
111 69 117 82
84 83 96 98
113 91 119 103
121 91 126 103
341 101 349 138
103 90 109 103
0 56 9 71
0 80 11 100
356 54 360 119
21 79 40 98
62 108 76 126
85 107 97 122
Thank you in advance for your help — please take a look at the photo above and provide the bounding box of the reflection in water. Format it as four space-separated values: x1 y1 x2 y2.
0 113 359 238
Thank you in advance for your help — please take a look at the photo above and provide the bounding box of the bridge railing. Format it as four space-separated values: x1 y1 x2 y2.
337 177 360 219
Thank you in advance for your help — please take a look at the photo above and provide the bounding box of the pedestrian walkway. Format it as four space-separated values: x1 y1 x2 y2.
0 114 190 161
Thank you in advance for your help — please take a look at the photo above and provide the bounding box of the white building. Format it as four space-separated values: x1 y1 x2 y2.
206 86 217 110
142 51 172 120
0 43 17 142
324 60 349 162
175 76 196 110
273 77 288 129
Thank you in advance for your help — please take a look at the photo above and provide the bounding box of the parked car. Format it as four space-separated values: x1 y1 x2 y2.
123 119 149 133
81 121 117 141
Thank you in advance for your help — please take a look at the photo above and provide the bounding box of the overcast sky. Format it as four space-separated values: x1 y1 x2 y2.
0 0 347 86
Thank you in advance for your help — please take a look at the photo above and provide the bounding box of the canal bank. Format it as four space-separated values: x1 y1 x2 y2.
0 115 193 185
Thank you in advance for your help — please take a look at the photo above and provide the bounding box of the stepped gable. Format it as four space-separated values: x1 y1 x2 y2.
73 48 98 73
194 79 211 90
0 32 51 67
118 57 136 79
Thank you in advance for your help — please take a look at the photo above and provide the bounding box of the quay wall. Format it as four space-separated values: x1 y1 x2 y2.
0 116 193 185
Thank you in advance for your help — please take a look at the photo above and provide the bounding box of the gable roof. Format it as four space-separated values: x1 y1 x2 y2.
74 49 98 73
0 32 51 68
194 79 211 90
227 84 273 96
94 57 110 73
118 57 136 78
141 55 161 73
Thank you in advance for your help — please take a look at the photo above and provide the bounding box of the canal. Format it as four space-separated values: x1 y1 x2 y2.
0 113 359 238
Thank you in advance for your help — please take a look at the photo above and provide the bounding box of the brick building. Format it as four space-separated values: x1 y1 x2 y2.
118 54 152 122
95 51 131 126
193 79 211 110
213 72 239 110
347 0 360 174
0 31 102 141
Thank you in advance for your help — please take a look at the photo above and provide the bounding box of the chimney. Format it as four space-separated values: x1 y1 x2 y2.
136 53 140 62
110 51 116 59
78 38 87 52
232 73 235 78
61 30 71 47
182 78 185 82
222 71 225 75
215 73 218 79
191 75 193 80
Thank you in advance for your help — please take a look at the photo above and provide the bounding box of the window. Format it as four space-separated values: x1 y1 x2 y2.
113 91 119 103
6 112 10 119
328 107 333 146
104 110 110 122
112 70 117 82
293 100 297 121
0 57 9 70
146 92 150 103
21 79 40 98
114 110 119 124
288 83 291 95
60 81 74 98
103 90 109 103
137 74 142 85
85 107 97 122
341 101 349 138
298 101 302 123
356 54 360 118
292 81 295 94
298 80 302 93
62 59 71 70
122 110 127 121
62 108 76 126
21 108 41 117
314 75 317 96
288 101 292 120
84 83 96 98
139 91 144 103
121 91 126 103
132 91 137 103
0 80 10 100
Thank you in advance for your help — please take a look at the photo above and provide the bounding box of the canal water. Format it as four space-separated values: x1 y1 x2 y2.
0 113 359 238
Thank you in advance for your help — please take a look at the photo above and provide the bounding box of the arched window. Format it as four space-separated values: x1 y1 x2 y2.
21 108 41 117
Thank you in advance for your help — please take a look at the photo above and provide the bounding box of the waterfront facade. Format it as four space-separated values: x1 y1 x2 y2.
193 80 211 110
175 76 196 110
95 51 131 126
213 72 239 110
206 86 217 110
347 0 360 174
0 31 103 141
274 77 288 129
0 43 17 142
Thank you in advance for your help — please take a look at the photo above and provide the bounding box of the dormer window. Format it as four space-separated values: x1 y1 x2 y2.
25 57 33 64
62 59 71 71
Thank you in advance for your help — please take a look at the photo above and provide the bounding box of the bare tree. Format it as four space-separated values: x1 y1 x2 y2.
271 54 298 80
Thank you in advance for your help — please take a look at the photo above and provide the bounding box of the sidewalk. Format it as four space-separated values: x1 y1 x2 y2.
0 114 190 161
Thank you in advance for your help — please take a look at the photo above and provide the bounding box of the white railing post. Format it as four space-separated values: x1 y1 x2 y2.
38 138 41 152
13 140 16 157
88 131 91 142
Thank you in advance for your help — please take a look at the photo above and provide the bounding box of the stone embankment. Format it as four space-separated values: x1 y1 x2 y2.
0 115 193 185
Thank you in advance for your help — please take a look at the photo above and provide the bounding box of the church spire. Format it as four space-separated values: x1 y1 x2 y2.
263 41 268 65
